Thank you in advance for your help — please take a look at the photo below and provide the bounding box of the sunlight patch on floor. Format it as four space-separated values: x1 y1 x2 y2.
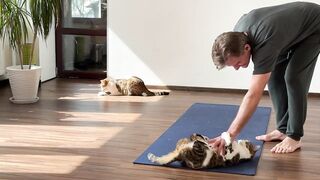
0 108 144 175
0 155 88 174
58 111 142 123
0 125 124 174
0 85 158 175
58 93 165 102
97 93 167 102
0 125 123 148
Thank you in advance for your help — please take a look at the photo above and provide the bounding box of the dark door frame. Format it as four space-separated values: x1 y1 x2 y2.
55 2 107 79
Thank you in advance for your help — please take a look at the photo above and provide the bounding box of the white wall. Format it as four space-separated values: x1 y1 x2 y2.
39 24 56 82
0 39 12 78
0 43 5 76
108 0 320 93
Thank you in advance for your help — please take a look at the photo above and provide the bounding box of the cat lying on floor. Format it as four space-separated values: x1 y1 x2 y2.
147 132 259 169
98 76 169 96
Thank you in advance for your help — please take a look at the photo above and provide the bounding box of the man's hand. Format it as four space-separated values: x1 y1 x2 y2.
208 136 226 156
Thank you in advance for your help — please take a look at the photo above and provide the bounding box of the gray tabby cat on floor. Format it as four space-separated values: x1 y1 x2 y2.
99 76 169 96
147 132 259 169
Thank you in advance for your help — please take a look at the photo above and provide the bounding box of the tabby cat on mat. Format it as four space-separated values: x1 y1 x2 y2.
99 76 169 96
148 132 259 169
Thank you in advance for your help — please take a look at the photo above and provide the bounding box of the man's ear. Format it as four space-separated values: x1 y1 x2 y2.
244 44 251 52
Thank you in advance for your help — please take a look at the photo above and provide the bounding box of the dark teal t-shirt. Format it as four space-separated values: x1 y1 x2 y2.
234 2 320 74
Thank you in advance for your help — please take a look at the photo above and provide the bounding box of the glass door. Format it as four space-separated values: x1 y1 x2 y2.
56 0 107 79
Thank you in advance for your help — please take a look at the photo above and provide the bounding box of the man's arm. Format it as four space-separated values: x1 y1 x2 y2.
227 72 271 138
209 72 271 154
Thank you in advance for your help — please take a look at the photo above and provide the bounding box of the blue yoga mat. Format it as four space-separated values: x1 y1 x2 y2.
133 103 271 176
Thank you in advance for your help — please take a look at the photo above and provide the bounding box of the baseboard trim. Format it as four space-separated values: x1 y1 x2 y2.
42 77 57 83
147 85 255 94
147 85 320 97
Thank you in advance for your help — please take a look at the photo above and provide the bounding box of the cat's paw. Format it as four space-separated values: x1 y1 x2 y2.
147 153 158 163
98 91 107 96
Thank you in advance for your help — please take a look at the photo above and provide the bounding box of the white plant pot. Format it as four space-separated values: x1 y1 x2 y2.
6 65 41 104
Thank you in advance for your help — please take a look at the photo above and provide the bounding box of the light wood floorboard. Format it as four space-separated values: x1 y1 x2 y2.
0 78 319 180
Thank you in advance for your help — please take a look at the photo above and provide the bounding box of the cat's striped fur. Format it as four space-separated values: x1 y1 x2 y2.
99 76 169 96
147 133 259 169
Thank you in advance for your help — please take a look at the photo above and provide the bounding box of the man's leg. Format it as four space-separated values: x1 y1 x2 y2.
272 34 320 153
256 55 289 141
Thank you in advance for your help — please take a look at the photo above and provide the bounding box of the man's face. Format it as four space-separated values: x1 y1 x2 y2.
225 44 251 70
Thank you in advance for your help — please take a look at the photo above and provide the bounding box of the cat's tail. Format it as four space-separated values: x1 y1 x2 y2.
144 90 169 96
154 91 170 96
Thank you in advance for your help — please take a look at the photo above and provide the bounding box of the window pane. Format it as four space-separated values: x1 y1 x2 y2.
63 0 107 29
72 0 102 18
62 35 106 73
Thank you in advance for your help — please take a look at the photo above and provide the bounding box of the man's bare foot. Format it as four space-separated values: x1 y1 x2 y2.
256 130 286 141
271 137 301 153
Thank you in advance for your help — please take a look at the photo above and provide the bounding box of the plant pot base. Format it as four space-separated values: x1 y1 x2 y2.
9 97 39 104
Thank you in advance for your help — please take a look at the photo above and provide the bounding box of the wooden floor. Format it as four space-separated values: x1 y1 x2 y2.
0 78 319 180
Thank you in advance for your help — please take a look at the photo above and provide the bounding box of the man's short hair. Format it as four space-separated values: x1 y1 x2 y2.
211 32 249 70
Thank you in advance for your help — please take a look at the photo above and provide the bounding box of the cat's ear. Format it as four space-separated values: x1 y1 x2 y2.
190 133 198 140
190 133 209 141
100 79 109 86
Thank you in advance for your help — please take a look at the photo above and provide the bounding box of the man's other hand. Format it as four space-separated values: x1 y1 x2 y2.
208 136 226 156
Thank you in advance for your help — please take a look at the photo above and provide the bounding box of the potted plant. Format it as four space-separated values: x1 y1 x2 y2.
0 0 61 104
